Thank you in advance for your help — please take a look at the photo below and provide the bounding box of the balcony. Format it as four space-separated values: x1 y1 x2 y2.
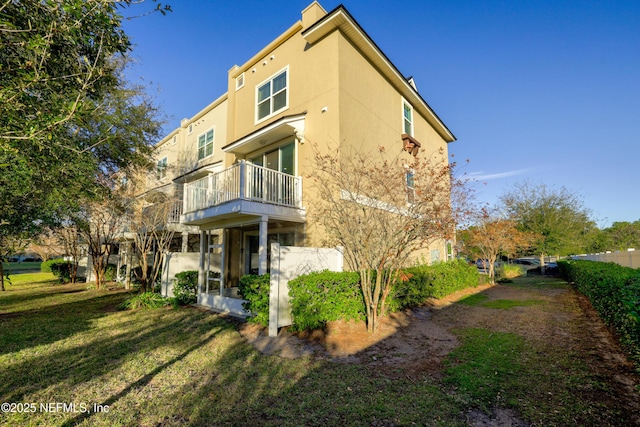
181 160 305 226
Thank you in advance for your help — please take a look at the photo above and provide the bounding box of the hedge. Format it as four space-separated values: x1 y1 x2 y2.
41 259 73 283
288 270 363 332
237 260 480 332
387 259 480 312
558 260 640 366
41 258 66 273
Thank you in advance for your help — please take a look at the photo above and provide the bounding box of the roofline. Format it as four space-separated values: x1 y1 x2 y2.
302 4 456 142
155 93 229 149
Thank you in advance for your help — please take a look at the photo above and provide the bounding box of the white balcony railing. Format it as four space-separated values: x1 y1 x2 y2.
183 160 302 214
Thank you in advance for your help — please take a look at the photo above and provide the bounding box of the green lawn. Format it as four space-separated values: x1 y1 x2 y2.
0 274 634 426
0 274 461 426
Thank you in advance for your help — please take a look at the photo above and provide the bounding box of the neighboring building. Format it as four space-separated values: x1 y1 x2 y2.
149 2 456 313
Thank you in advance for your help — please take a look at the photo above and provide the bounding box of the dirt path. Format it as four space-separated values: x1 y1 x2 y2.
239 278 640 425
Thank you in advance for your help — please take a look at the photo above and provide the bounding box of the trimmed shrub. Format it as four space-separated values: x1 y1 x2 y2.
388 259 480 311
105 263 117 282
173 270 198 306
49 260 73 283
288 270 363 332
237 274 270 326
41 258 66 274
119 292 170 310
559 260 640 366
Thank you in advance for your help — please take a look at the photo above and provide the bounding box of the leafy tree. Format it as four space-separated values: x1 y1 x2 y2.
499 181 596 266
460 210 535 281
603 221 640 251
0 0 169 145
309 145 471 333
0 1 166 242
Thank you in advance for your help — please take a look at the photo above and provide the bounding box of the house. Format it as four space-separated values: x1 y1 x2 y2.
148 2 456 314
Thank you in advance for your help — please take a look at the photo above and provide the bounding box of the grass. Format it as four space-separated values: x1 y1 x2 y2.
0 273 462 426
457 293 543 309
443 328 615 426
0 273 633 426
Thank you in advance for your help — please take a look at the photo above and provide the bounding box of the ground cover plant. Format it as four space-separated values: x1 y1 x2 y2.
0 273 637 426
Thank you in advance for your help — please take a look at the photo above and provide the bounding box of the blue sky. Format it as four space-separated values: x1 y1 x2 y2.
122 0 640 228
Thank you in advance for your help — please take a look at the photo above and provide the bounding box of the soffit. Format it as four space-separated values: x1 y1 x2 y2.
222 113 306 155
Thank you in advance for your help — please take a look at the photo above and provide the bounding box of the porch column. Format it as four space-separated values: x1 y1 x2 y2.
181 232 189 253
198 229 206 297
258 215 268 275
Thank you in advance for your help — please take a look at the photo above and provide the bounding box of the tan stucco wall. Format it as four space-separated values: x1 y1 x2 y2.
147 2 454 268
153 96 228 187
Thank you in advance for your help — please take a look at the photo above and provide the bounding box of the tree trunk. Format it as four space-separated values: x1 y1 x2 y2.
0 262 5 291
540 253 546 275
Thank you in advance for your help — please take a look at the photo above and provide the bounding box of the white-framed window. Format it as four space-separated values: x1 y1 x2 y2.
402 99 414 136
157 157 168 180
236 72 245 91
256 67 288 122
197 128 215 160
405 170 415 204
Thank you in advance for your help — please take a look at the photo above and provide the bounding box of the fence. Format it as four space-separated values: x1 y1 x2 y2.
571 249 640 269
268 243 344 336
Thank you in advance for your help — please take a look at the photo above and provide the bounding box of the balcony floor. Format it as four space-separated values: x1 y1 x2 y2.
181 198 306 228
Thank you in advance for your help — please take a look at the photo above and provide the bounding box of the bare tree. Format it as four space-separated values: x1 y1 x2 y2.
55 226 82 284
309 145 470 333
75 200 125 290
27 229 65 262
127 194 177 293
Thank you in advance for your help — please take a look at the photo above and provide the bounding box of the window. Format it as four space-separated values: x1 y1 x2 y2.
157 157 167 179
403 100 414 136
405 170 415 204
249 141 295 175
236 72 245 90
198 128 214 160
256 68 288 122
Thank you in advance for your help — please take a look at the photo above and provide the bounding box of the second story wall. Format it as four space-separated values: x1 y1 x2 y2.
153 95 228 189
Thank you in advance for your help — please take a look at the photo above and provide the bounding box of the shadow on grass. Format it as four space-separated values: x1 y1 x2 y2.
0 286 87 314
0 288 129 356
59 323 225 427
0 307 229 403
2 275 637 426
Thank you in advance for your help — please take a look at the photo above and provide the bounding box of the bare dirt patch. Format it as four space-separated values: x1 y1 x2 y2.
238 278 640 425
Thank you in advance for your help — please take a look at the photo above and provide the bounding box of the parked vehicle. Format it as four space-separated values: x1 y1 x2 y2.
476 259 489 269
513 258 540 266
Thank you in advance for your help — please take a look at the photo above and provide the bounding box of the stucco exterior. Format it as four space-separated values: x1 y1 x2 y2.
148 2 456 309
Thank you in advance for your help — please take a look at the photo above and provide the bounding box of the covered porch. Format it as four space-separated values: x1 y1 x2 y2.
181 173 305 315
